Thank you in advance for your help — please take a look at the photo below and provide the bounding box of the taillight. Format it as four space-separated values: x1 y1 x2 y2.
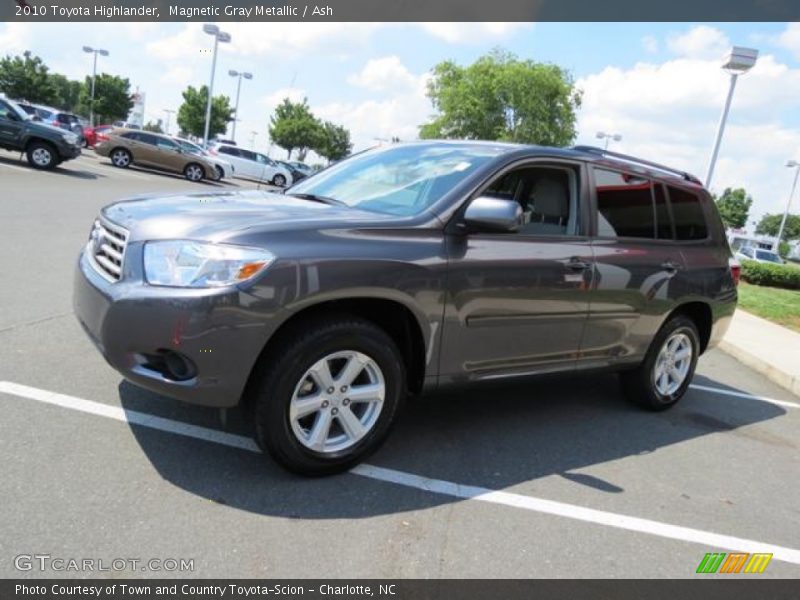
729 258 741 286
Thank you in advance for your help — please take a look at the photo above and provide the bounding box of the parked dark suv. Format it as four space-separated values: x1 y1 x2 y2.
73 141 737 475
0 96 82 169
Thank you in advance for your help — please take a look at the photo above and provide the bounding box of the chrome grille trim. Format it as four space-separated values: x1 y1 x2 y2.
87 216 129 282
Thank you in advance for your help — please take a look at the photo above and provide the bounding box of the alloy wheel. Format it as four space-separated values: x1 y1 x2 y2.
31 147 53 167
289 350 385 454
653 332 693 396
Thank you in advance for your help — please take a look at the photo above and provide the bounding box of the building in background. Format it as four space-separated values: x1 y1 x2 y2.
127 88 145 128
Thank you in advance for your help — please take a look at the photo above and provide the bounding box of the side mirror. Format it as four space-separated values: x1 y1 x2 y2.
463 196 523 233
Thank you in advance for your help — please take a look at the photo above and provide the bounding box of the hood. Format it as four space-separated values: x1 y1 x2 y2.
101 189 398 242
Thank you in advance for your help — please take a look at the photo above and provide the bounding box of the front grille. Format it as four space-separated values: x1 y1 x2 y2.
88 216 129 282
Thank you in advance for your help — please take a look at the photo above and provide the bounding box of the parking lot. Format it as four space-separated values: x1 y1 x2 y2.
1 147 799 578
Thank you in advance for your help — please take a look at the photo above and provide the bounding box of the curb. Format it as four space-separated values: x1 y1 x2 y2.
719 339 800 398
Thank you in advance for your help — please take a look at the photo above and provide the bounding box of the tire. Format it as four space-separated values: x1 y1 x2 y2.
26 141 58 170
272 173 287 187
214 165 224 181
251 317 407 476
619 315 700 411
110 147 132 168
184 163 205 182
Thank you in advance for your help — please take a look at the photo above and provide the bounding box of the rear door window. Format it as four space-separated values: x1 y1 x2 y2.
219 146 240 157
667 186 708 240
594 168 655 238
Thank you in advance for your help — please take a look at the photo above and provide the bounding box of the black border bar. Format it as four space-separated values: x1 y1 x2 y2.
3 0 800 22
3 579 800 600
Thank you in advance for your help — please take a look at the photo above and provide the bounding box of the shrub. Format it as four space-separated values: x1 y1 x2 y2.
740 260 800 290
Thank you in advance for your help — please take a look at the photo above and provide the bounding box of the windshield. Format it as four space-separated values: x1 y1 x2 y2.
287 143 507 216
176 140 206 156
2 97 31 121
755 250 782 263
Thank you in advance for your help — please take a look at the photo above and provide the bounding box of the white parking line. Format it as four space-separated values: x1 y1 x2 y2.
689 384 799 409
1 379 799 566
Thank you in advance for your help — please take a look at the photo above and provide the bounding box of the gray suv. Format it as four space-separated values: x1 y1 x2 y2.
73 142 738 475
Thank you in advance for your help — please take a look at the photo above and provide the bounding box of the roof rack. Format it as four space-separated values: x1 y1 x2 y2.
572 145 702 185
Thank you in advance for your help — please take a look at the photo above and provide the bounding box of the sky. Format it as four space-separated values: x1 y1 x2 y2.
1 21 800 226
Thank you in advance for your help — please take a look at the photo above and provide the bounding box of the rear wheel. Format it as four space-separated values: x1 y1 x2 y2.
272 173 287 187
26 141 58 170
251 317 406 476
184 163 205 182
110 148 131 168
620 315 700 411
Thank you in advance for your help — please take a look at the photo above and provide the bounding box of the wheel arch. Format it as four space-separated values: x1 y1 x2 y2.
664 301 713 354
242 295 430 411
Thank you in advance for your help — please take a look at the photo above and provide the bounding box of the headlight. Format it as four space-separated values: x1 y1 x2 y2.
143 241 274 288
62 132 78 144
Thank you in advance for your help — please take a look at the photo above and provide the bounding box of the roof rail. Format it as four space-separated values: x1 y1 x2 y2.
572 145 702 185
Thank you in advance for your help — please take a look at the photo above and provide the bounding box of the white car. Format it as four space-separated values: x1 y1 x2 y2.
210 143 293 187
173 138 234 181
735 246 784 265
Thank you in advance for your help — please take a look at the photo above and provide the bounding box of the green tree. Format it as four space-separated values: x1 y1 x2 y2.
176 85 233 139
49 74 84 112
714 187 753 230
268 98 323 160
78 73 134 124
314 121 352 163
143 120 164 133
756 213 800 241
0 51 57 104
420 49 582 146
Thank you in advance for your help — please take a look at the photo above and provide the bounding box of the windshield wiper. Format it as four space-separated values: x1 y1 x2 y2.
287 193 347 207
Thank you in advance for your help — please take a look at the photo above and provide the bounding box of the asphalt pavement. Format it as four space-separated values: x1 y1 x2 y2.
1 148 799 579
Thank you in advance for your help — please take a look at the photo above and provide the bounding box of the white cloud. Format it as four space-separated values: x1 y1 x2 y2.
347 56 418 93
667 25 730 59
575 45 800 222
641 35 659 54
0 23 33 55
418 22 530 44
316 71 432 152
146 23 382 60
263 87 307 110
776 22 800 61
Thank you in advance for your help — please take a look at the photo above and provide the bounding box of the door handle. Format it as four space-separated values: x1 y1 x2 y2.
661 260 681 272
566 258 591 271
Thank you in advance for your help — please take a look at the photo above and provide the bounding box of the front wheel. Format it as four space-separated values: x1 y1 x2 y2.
619 315 700 411
26 142 58 170
214 165 224 181
272 173 287 187
251 317 406 476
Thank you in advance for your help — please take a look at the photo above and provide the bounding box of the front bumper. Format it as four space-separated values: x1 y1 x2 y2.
73 246 275 407
59 142 81 160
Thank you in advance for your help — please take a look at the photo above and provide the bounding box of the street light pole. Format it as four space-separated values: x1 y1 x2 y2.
596 131 622 150
704 46 758 189
202 24 231 149
777 161 800 248
228 70 253 143
82 46 109 127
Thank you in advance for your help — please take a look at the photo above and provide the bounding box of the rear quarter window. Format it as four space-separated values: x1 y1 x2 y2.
667 186 708 240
